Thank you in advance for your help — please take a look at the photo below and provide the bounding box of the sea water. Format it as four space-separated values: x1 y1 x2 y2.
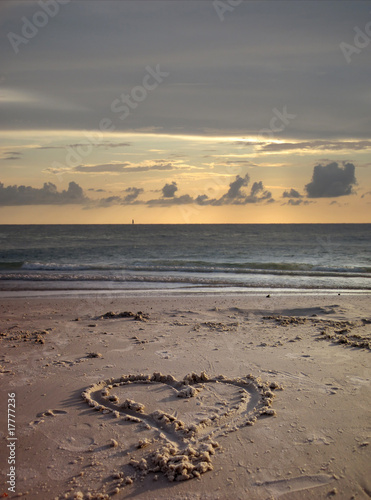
0 224 370 294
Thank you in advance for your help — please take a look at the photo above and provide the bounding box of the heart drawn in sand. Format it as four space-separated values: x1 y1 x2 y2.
82 372 281 483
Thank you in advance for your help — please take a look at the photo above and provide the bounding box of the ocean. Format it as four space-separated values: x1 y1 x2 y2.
0 224 370 295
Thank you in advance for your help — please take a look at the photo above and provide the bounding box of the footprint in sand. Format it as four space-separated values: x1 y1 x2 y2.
81 371 282 483
29 410 94 454
29 409 68 426
39 408 68 417
155 349 176 359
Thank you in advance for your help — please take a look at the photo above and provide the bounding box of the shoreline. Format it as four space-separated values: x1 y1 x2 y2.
0 285 371 300
0 287 371 300
0 293 370 499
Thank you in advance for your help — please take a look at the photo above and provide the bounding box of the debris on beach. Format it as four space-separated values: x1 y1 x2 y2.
97 311 150 321
0 328 50 344
263 314 371 350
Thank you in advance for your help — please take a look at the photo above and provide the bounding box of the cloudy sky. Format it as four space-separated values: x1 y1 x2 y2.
0 0 370 223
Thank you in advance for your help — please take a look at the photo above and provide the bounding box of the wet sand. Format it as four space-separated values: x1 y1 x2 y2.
0 293 370 499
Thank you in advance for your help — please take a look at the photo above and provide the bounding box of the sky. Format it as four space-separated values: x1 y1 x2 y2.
0 0 370 224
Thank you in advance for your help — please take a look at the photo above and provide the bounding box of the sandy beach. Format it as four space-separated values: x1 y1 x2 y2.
0 292 370 499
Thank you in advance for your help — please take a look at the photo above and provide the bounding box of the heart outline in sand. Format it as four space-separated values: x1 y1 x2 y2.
82 372 280 482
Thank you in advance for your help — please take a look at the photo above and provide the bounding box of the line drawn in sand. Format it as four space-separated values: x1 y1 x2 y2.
81 371 282 484
256 474 334 498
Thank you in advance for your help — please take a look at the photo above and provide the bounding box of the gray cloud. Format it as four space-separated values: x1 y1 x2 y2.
282 188 303 198
260 140 371 152
287 199 312 206
73 163 173 174
162 182 178 198
250 181 263 197
37 142 131 152
86 187 143 207
37 146 71 150
220 174 250 202
1 2 370 139
136 164 174 172
305 161 357 198
195 194 209 205
123 187 143 203
148 194 194 206
0 174 275 208
243 182 273 204
0 181 87 205
214 175 273 205
96 196 124 208
152 174 273 206
97 142 131 148
2 151 22 160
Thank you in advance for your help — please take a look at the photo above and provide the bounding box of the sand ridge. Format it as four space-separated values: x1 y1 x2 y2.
263 313 371 350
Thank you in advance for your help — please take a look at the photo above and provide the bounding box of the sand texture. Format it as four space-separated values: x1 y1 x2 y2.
0 293 370 499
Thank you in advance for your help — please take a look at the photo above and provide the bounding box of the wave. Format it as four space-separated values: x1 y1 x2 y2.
0 271 371 292
6 261 371 279
0 278 370 292
0 260 371 278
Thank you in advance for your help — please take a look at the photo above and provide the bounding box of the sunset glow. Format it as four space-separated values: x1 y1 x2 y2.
1 1 370 223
